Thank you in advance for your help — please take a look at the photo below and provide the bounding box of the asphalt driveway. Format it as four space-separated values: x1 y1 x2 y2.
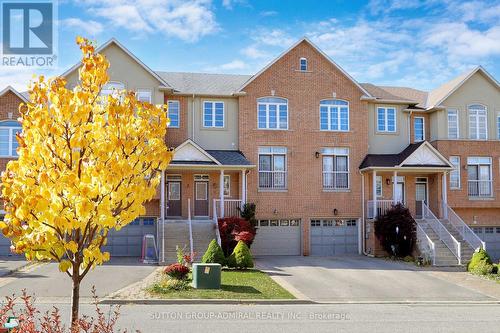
256 255 498 303
0 257 156 301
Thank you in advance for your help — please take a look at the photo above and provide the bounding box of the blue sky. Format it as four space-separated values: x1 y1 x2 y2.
3 0 500 92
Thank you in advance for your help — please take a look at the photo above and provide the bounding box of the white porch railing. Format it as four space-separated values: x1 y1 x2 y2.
366 200 403 219
468 180 492 197
212 199 222 246
187 198 193 258
445 204 486 252
422 202 461 265
416 223 436 265
215 199 242 218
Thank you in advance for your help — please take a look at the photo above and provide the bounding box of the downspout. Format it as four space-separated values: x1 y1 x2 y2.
360 170 369 256
408 110 413 144
192 93 196 142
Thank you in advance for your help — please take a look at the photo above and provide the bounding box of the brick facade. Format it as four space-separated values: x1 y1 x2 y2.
238 40 368 255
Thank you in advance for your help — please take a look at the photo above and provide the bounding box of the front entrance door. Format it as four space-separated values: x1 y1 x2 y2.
194 181 209 217
415 177 428 219
166 181 182 217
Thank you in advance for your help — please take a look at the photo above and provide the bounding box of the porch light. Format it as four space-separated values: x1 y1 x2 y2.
273 209 278 215
386 178 391 185
333 208 338 215
315 151 320 158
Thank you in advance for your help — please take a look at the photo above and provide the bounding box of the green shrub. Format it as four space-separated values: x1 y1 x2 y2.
403 255 414 263
467 249 492 272
153 278 191 292
227 240 254 269
470 260 494 275
201 239 226 265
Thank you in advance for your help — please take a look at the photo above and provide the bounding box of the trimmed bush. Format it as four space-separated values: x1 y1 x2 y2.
163 263 190 280
218 217 257 256
202 239 226 265
467 249 492 272
227 240 254 269
470 260 494 275
374 203 416 258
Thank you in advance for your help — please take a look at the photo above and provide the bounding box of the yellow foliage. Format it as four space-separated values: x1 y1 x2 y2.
0 37 172 275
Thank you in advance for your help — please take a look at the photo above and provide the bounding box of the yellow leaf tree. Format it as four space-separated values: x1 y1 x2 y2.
0 37 172 325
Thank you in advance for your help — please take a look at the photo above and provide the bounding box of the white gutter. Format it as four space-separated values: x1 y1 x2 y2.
192 93 195 142
408 111 412 145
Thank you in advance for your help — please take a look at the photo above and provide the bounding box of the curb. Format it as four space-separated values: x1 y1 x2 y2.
0 261 33 278
99 298 315 305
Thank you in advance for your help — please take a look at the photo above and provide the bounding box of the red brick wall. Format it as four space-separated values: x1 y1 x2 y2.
409 113 430 143
164 95 189 148
238 40 368 255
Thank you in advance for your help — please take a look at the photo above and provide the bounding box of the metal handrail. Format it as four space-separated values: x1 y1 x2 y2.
445 204 486 251
416 223 436 265
187 198 194 258
213 199 222 246
422 202 461 265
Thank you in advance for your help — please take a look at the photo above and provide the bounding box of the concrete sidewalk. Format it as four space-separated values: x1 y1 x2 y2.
0 256 28 277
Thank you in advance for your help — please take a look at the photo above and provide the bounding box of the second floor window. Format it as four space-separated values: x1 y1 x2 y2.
258 147 287 190
414 117 424 142
447 109 459 139
469 104 487 140
0 121 21 157
320 100 349 131
322 147 349 190
449 156 460 189
168 100 180 128
377 107 396 132
300 57 307 71
204 101 224 128
467 157 492 197
257 97 288 130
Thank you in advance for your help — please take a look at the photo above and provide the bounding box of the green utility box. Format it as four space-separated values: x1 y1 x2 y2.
192 263 221 289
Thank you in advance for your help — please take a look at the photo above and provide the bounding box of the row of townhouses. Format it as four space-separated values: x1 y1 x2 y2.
0 38 499 265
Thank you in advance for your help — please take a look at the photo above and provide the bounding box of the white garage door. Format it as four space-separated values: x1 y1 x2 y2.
103 217 156 257
472 226 500 262
310 219 359 256
252 219 301 256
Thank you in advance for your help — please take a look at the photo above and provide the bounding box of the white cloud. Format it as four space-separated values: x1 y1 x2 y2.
206 59 247 72
260 10 278 17
77 0 219 42
252 28 294 47
241 45 269 59
60 18 104 36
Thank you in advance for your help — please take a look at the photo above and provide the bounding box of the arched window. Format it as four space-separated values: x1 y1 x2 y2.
0 120 22 157
101 81 124 98
468 104 487 140
257 97 288 130
320 99 349 131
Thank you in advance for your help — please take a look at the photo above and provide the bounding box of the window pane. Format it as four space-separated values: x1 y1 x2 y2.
204 102 213 127
340 107 348 131
259 155 272 171
414 118 424 141
258 104 267 129
168 101 179 127
448 109 458 139
320 106 328 130
335 156 348 172
377 108 385 131
268 104 277 129
0 129 9 156
279 104 287 129
215 102 224 127
450 156 460 189
323 156 333 172
330 106 338 130
387 109 396 132
11 129 20 156
273 155 285 171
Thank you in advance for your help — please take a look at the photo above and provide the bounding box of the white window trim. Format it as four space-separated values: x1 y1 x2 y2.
414 116 425 142
258 146 288 190
468 104 488 140
136 88 152 103
167 100 180 128
223 174 231 197
257 97 289 130
0 122 22 157
300 57 307 71
203 101 225 128
447 108 459 139
319 99 350 132
376 107 397 133
321 147 350 190
449 156 461 189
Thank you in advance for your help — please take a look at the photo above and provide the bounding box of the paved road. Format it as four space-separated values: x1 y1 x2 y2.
25 303 500 332
0 257 157 300
256 256 496 302
0 257 26 277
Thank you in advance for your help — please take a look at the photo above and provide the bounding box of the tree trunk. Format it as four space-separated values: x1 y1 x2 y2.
71 264 81 327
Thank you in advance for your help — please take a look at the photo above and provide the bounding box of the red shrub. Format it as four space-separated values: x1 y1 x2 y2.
218 217 256 256
163 263 190 280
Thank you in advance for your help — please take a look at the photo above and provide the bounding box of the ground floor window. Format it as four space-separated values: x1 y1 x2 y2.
467 157 492 197
449 156 460 189
258 147 287 190
322 147 349 190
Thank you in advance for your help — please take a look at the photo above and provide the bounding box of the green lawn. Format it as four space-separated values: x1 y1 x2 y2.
148 269 295 299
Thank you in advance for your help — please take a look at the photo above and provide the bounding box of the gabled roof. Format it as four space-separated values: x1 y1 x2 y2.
359 141 453 170
61 38 172 89
156 72 251 96
171 139 253 167
426 66 500 110
0 86 29 103
360 83 425 105
238 37 373 97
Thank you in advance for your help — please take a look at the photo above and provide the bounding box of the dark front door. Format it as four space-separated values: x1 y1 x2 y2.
194 181 209 217
167 181 181 217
